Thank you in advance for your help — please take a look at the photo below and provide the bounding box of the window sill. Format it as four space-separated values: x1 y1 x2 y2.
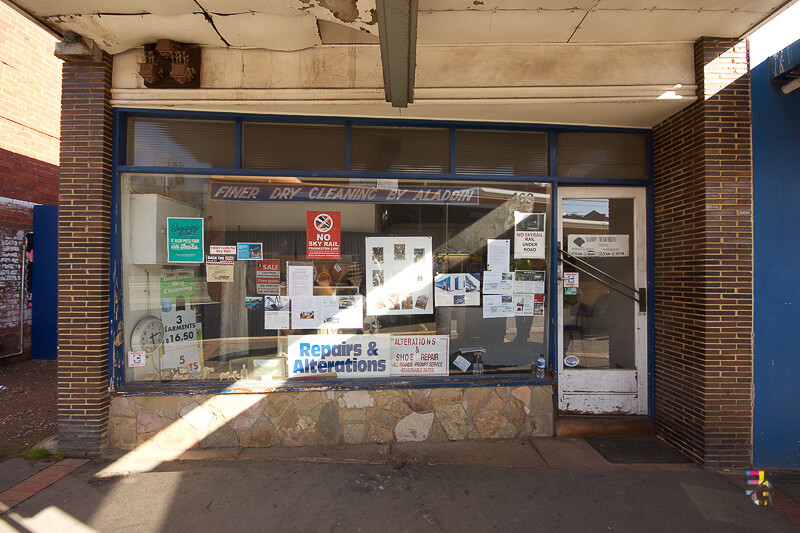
112 374 555 396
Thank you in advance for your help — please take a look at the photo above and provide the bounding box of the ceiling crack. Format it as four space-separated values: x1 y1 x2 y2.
193 0 230 47
567 10 590 43
205 11 257 17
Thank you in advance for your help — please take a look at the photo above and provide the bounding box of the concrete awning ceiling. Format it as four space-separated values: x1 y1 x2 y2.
5 0 795 123
8 0 789 52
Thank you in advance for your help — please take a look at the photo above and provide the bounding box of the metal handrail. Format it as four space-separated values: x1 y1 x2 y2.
558 248 645 311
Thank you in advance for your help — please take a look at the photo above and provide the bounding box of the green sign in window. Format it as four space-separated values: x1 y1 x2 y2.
167 217 204 263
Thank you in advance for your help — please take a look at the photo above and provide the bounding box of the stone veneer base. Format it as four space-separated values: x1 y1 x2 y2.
109 385 554 451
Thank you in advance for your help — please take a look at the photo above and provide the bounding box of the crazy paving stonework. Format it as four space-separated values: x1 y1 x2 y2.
109 385 553 451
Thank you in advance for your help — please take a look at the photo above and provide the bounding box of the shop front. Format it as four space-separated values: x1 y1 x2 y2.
108 113 652 451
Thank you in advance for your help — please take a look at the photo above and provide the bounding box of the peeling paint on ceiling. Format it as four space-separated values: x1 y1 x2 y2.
318 0 360 23
13 0 789 54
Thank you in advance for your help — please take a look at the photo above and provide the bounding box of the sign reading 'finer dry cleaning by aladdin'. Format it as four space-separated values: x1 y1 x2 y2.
210 182 480 204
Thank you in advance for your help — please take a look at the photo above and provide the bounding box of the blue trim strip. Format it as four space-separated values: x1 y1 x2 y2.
549 182 559 375
768 38 800 81
117 107 651 135
547 128 559 381
109 111 124 388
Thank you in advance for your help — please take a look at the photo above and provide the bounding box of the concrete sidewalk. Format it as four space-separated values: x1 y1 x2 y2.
1 438 798 532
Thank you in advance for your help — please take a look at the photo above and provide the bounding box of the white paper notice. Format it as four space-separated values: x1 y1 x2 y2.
513 294 534 316
483 294 514 318
287 265 314 298
514 212 546 259
206 254 234 282
290 295 364 330
209 245 236 255
128 351 145 367
366 237 433 315
390 335 449 376
564 272 579 288
567 234 629 257
264 296 290 330
453 355 471 372
434 273 481 306
377 178 399 190
534 293 545 316
514 293 546 316
487 239 510 271
514 270 545 294
291 296 321 329
483 271 514 295
320 295 363 329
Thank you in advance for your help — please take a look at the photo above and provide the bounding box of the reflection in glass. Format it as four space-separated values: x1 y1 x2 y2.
121 175 552 383
562 198 635 370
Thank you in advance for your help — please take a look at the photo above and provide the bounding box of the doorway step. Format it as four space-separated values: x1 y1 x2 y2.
555 415 654 438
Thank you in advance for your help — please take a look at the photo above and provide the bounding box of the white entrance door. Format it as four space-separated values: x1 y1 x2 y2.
557 187 648 415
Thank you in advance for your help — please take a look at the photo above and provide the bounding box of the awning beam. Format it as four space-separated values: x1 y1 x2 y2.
375 0 418 108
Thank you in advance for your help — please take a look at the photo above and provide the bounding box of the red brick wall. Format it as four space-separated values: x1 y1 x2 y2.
0 4 60 356
653 37 753 467
58 53 114 456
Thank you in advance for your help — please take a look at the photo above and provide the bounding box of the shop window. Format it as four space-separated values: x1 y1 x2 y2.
242 123 346 171
121 173 551 384
556 132 648 179
127 117 236 168
456 129 548 176
350 126 450 173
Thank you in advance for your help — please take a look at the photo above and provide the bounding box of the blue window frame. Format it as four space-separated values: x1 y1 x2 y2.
110 108 654 407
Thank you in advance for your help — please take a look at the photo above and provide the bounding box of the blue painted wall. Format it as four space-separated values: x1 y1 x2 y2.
752 46 800 468
31 205 57 360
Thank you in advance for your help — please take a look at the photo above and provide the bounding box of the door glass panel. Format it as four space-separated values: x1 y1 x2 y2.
562 198 635 370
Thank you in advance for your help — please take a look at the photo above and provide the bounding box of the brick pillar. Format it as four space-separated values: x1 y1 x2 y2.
653 38 753 467
58 53 113 456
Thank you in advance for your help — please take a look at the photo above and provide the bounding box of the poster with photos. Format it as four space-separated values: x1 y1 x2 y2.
514 270 545 294
290 295 364 330
483 270 514 295
513 294 535 316
483 294 514 318
434 273 481 307
264 296 290 330
366 237 433 315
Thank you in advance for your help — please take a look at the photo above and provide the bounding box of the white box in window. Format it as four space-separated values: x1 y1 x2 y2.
253 358 286 381
129 194 202 264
